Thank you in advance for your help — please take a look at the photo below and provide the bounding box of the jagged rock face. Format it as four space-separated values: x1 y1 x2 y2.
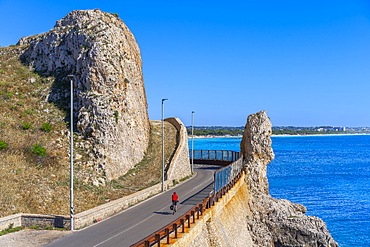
241 110 274 194
18 9 150 180
241 110 337 247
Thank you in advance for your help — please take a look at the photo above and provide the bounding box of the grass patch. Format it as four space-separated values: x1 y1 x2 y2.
0 140 8 150
0 223 24 236
21 122 32 130
41 122 53 132
28 225 66 231
115 121 177 192
31 144 47 157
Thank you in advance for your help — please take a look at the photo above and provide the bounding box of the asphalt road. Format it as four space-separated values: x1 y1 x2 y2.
46 164 218 247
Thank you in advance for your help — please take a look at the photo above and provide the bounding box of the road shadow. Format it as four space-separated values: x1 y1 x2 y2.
180 182 213 206
194 164 221 171
153 211 172 216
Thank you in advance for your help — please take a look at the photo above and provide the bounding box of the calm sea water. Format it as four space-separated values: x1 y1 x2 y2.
190 135 370 247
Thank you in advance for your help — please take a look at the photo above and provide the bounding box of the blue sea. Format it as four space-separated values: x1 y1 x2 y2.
190 135 370 247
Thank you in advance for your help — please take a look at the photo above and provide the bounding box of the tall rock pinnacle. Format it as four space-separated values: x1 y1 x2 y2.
240 111 337 246
18 9 150 180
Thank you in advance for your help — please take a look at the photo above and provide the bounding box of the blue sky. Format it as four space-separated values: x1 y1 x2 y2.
1 1 370 127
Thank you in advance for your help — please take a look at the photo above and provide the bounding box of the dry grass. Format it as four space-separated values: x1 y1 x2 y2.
0 46 177 217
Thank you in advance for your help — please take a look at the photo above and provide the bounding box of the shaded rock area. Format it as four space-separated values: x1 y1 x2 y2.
241 111 337 247
18 9 150 181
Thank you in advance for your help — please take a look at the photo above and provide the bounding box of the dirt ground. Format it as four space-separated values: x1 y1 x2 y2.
0 229 71 247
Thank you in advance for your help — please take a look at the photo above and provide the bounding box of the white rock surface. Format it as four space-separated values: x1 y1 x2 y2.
241 111 338 247
19 9 150 180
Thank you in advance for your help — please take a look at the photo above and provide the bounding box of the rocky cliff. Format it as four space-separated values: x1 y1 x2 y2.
241 111 337 247
187 111 337 247
18 9 150 181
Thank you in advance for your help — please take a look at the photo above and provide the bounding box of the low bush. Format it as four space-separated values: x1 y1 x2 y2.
24 109 33 115
31 144 46 157
114 110 119 124
41 122 53 133
22 122 32 130
0 140 8 150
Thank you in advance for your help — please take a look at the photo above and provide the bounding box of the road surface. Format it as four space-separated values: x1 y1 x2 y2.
46 164 218 247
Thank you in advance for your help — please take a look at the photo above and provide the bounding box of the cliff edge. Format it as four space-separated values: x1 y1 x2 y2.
241 111 337 247
18 9 150 181
187 111 337 247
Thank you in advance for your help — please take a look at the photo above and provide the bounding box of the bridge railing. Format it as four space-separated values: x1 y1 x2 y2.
130 150 244 247
190 150 240 162
214 157 243 193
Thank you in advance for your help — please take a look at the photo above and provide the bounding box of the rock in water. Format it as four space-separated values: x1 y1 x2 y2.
241 110 338 247
19 9 150 180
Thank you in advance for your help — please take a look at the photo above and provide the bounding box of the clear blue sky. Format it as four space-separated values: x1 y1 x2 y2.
1 1 370 127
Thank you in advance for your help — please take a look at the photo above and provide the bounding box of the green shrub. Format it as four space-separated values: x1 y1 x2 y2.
31 144 46 157
22 122 32 130
24 109 33 115
114 110 119 124
0 223 24 236
4 92 13 100
0 140 8 150
41 122 53 133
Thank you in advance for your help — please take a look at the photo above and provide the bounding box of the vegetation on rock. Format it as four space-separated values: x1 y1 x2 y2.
0 46 177 217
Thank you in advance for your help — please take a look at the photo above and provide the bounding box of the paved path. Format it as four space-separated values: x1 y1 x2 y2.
46 164 218 247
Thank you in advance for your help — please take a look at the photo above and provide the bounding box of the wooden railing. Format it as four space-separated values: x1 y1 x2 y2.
130 152 244 247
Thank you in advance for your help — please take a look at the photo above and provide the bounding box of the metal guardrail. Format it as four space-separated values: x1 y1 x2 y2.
214 158 243 193
130 196 209 247
129 150 244 247
190 150 240 162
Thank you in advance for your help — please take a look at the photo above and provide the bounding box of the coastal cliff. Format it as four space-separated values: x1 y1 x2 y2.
241 111 337 246
18 9 150 181
188 111 337 247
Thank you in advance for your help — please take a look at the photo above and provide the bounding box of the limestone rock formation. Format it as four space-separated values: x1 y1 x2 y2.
18 9 150 180
241 111 337 247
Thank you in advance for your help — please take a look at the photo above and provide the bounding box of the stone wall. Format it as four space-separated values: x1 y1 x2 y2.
0 214 69 231
164 117 192 182
0 214 22 231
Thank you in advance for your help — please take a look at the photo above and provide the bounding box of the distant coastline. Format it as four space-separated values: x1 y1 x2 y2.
189 133 370 139
187 126 370 138
271 133 370 137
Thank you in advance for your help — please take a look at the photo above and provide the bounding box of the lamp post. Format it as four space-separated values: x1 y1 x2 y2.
161 98 168 192
67 75 75 231
191 111 195 174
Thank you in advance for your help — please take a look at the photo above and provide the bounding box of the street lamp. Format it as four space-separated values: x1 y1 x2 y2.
191 111 195 174
67 75 75 231
161 98 168 192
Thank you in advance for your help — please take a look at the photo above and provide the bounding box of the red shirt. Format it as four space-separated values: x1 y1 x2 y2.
172 193 178 201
